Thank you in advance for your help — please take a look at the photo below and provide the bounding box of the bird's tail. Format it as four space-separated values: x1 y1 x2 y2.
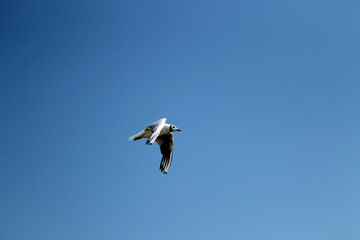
129 131 145 141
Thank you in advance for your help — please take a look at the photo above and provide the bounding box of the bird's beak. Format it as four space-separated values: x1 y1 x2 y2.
176 129 182 132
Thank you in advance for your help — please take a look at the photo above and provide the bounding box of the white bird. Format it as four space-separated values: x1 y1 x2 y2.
129 118 182 174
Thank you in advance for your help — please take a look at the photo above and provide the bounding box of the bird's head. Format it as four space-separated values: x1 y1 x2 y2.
170 125 182 132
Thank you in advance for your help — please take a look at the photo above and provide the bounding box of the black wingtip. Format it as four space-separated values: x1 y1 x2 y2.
159 166 167 174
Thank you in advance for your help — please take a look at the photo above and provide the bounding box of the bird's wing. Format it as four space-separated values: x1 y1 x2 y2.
155 133 174 174
146 118 166 144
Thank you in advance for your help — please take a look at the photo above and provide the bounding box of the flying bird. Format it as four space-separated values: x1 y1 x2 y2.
129 118 182 174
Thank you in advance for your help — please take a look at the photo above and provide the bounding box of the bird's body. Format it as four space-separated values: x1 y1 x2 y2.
129 118 181 174
130 124 171 140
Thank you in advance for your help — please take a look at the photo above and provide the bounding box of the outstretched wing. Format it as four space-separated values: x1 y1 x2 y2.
146 118 166 145
155 133 174 174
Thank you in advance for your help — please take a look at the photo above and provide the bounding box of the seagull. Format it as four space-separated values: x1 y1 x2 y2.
129 118 182 174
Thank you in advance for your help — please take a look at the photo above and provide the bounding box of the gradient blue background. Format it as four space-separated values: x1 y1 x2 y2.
1 1 359 239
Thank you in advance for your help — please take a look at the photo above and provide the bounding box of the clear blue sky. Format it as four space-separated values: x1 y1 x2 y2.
1 0 359 239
